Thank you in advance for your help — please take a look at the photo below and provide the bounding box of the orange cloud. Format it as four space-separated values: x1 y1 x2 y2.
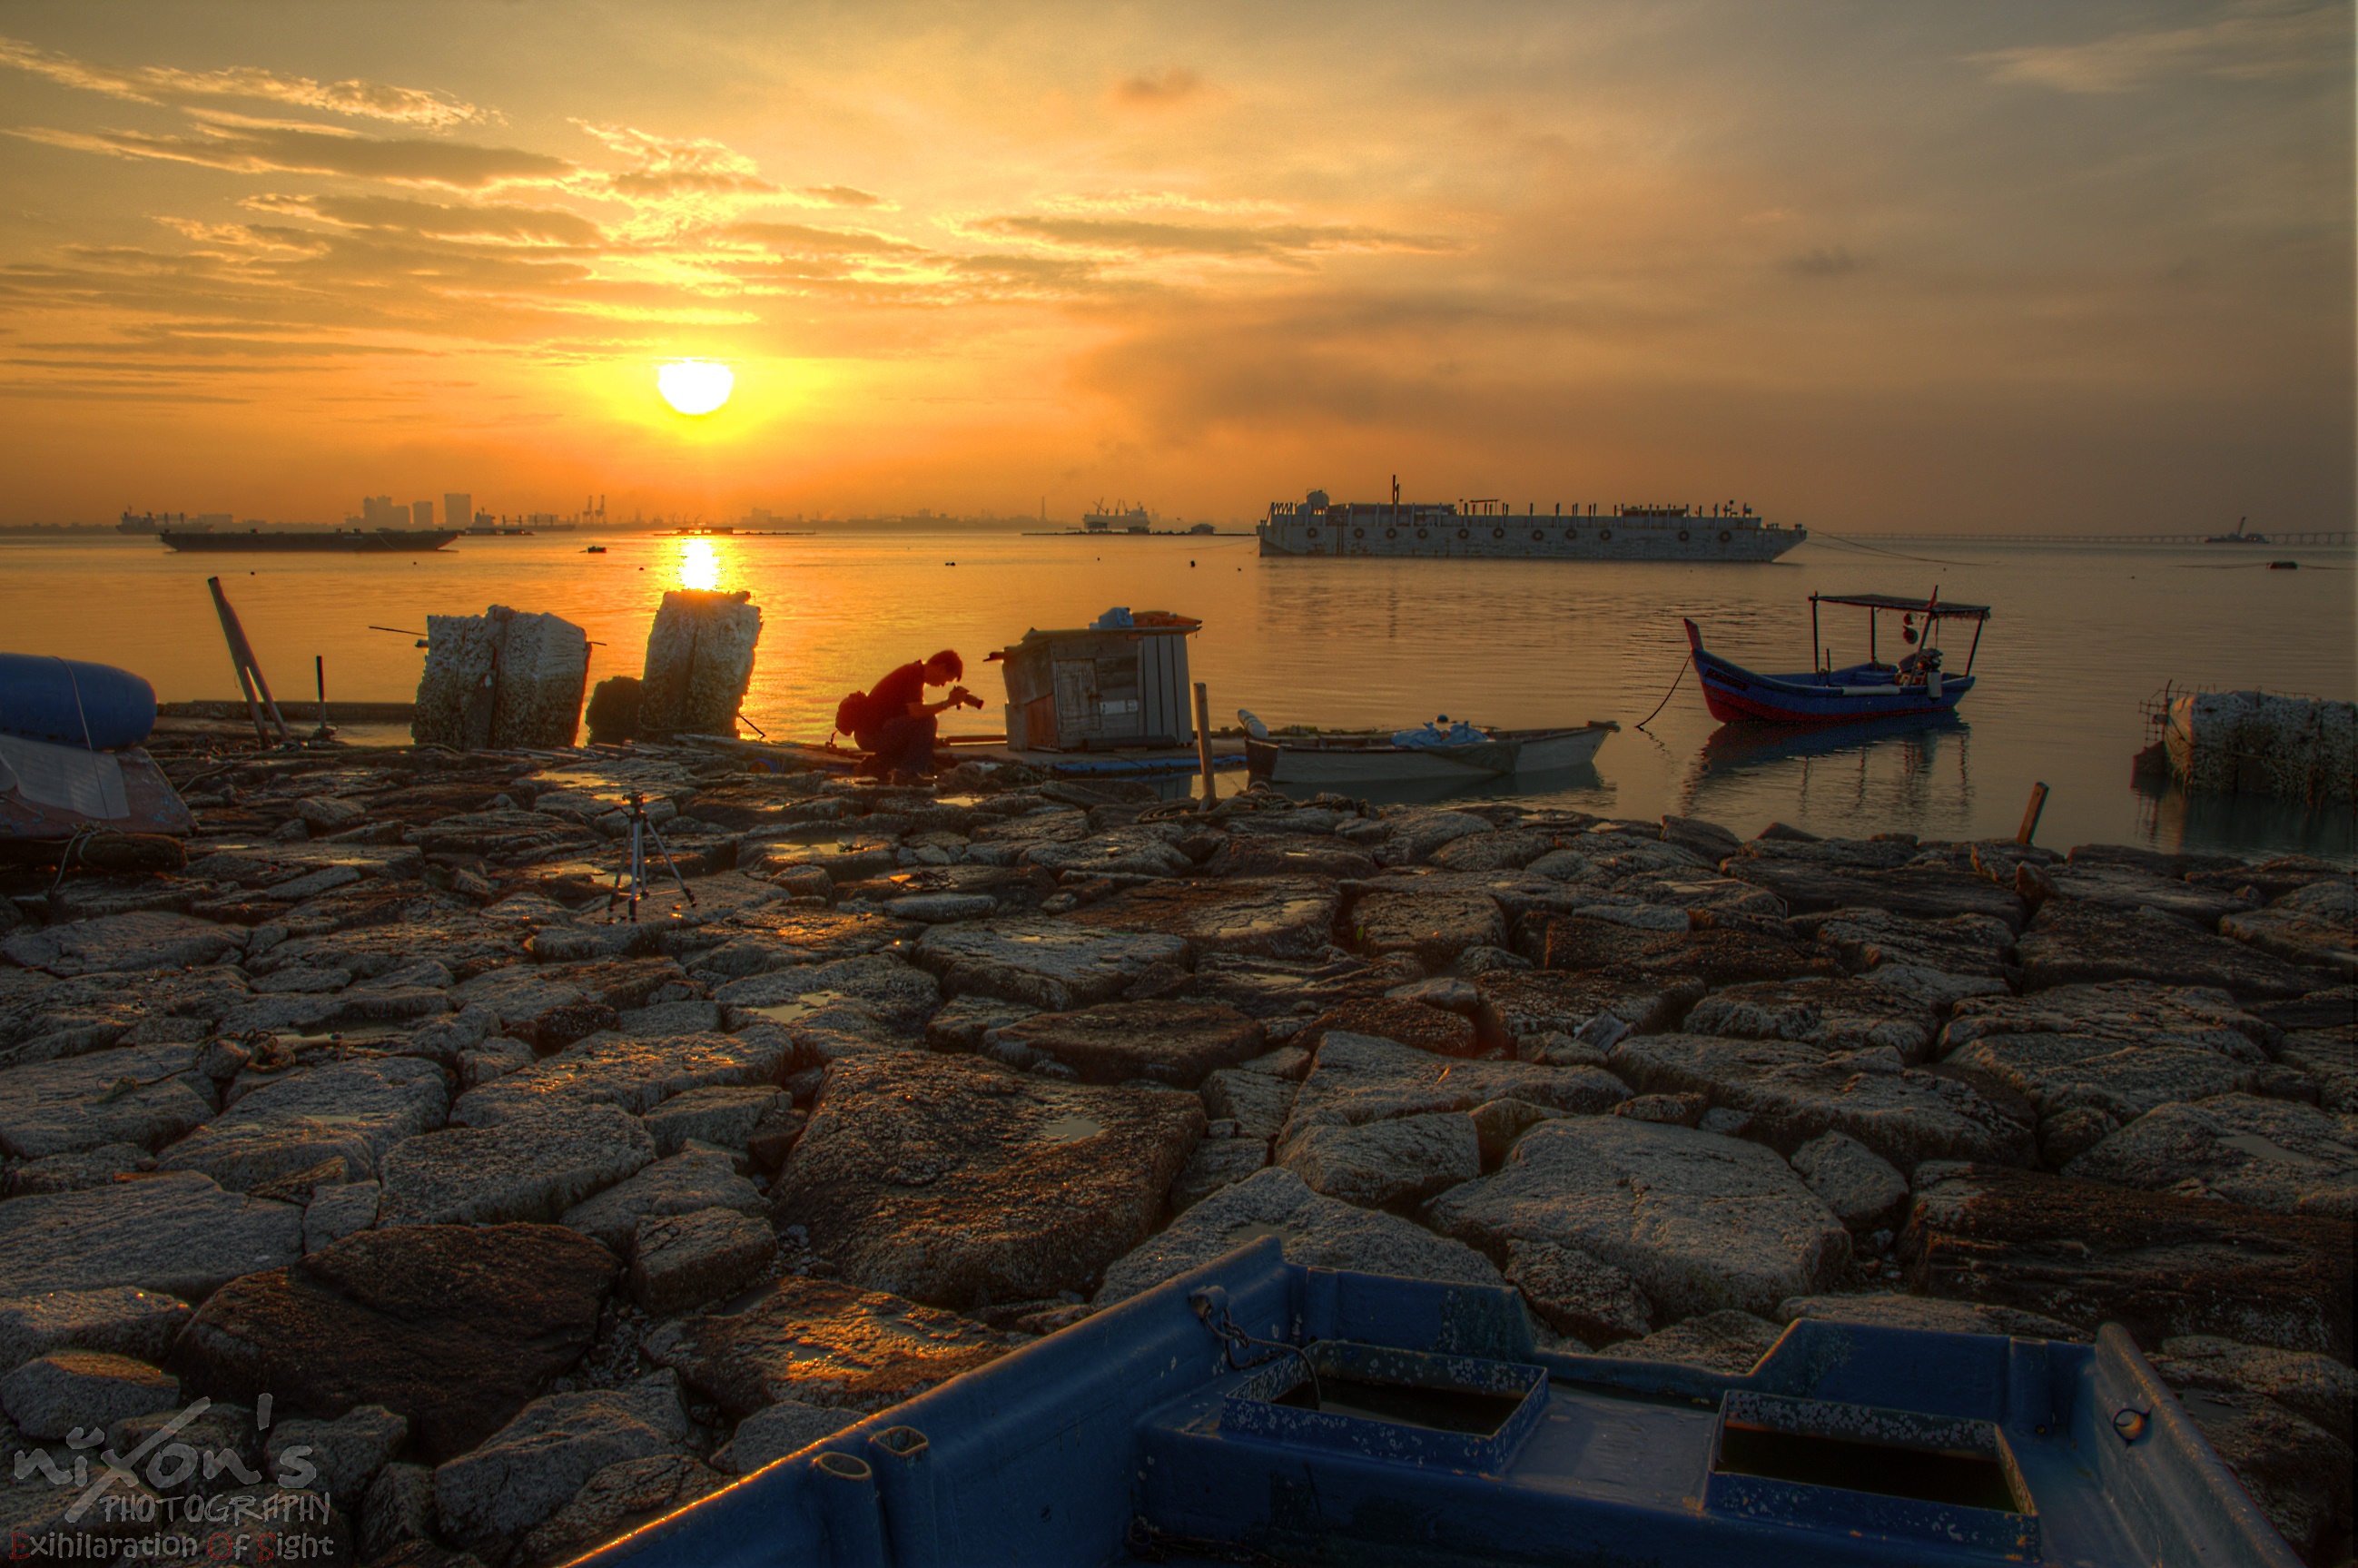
0 33 476 125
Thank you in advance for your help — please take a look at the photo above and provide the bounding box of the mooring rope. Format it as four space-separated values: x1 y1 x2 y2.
1634 652 1692 732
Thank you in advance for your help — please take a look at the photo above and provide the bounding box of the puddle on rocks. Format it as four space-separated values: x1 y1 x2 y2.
1223 1221 1306 1247
2213 1133 2331 1169
747 991 846 1026
1036 1115 1103 1145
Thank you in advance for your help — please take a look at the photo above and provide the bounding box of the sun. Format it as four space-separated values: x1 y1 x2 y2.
657 360 734 416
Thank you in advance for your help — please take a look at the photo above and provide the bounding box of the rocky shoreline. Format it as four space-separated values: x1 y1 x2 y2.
1 738 2352 1565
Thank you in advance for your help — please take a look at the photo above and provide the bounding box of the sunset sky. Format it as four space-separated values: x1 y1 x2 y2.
1 2 2347 532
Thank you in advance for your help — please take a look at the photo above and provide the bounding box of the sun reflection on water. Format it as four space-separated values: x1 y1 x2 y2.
677 538 722 591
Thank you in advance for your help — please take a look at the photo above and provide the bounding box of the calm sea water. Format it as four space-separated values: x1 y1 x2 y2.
6 530 2353 860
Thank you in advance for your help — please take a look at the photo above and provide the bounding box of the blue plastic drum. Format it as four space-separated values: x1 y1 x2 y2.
0 653 158 749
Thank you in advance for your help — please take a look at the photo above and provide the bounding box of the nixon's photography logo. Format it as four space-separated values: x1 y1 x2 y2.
10 1393 338 1562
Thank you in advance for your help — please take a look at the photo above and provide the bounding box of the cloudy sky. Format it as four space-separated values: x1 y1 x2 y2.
0 1 2346 530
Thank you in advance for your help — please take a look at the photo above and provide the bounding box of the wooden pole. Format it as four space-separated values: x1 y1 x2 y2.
1193 681 1218 810
208 577 272 748
2016 782 2049 845
206 577 291 745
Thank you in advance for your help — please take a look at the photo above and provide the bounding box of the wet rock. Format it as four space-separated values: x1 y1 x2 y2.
1345 886 1505 971
1278 1112 1480 1208
839 862 1057 915
1201 1068 1300 1144
2278 1029 2358 1112
1609 1033 2034 1173
1199 837 1378 880
1169 1136 1270 1211
1899 1165 2353 1358
1721 861 2028 932
1618 1310 1784 1376
173 1223 617 1462
921 992 1035 1052
2031 863 2257 930
1505 1240 1653 1344
267 1403 407 1502
1775 1294 2079 1340
1065 878 1339 961
452 1030 786 1127
1179 952 1421 1021
173 1055 450 1183
1684 977 1938 1063
1378 810 1499 863
646 1276 1010 1416
2221 876 2357 976
992 1001 1264 1088
1284 1032 1629 1145
3 911 244 976
435 1372 687 1543
712 1399 856 1473
1789 1130 1909 1231
1475 968 1704 1050
1426 1118 1850 1318
771 1053 1202 1307
2151 1335 2358 1443
303 1181 381 1253
378 1103 655 1226
630 1208 778 1313
518 1452 724 1566
0 1040 216 1159
641 1084 781 1156
560 1149 766 1256
0 1349 178 1438
636 589 761 740
1019 827 1195 877
2017 901 2314 1000
0 1287 191 1372
1297 997 1479 1058
1940 980 2271 1058
2063 1094 2356 1217
449 965 588 1029
711 955 940 1038
2167 1387 2352 1562
5 1141 152 1197
911 917 1189 1012
1094 1168 1504 1304
1428 829 1560 873
0 1170 301 1298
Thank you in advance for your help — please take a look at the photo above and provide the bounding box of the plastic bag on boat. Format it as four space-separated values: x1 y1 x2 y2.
1393 715 1490 748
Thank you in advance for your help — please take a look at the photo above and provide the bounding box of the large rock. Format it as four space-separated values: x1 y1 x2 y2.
1281 1031 1628 1147
2150 1334 2358 1442
713 1400 857 1473
1942 1034 2260 1166
1683 977 1938 1063
1278 1113 1481 1208
561 1149 767 1254
2163 1388 2353 1562
1198 837 1378 881
1345 886 1505 971
1608 1033 2035 1174
992 1001 1265 1088
2221 877 2357 975
911 917 1189 1012
1180 952 1423 1021
771 1053 1202 1307
1019 827 1195 877
2017 901 2314 1000
1721 861 2029 931
1426 1118 1850 1318
435 1373 686 1542
266 1403 408 1502
1066 878 1339 960
171 1223 617 1461
1776 1293 2078 1341
711 956 940 1038
2031 863 2256 930
1899 1165 2353 1358
1298 997 1478 1058
1094 1167 1504 1304
1939 981 2271 1058
646 1276 1009 1416
636 589 761 740
1618 1310 1784 1376
518 1452 725 1566
1800 907 2015 979
378 1103 655 1226
0 1287 192 1372
0 1349 178 1439
2063 1094 2357 1217
631 1208 777 1313
451 1030 785 1127
1200 1068 1299 1144
2279 1028 2358 1112
1788 1130 1909 1231
3 911 243 976
159 1056 451 1189
411 606 590 751
1475 968 1703 1049
0 1041 215 1159
1504 1240 1653 1344
0 1171 301 1298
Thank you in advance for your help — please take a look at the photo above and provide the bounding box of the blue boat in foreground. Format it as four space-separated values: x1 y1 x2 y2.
1688 591 1989 725
572 1238 2296 1567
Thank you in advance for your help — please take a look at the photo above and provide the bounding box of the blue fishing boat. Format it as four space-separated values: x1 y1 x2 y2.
573 1237 2296 1567
1687 591 1988 725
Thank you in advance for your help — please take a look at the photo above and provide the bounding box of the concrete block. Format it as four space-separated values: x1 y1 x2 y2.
637 591 761 740
412 605 590 750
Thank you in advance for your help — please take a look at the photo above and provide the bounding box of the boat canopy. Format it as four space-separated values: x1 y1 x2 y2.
1810 592 1991 621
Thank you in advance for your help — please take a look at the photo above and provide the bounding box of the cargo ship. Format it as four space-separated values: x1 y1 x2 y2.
158 527 458 553
1258 486 1804 561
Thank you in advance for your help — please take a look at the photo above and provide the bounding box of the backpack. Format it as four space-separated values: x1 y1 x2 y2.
834 688 884 738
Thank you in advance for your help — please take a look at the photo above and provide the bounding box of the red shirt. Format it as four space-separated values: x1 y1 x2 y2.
867 660 929 724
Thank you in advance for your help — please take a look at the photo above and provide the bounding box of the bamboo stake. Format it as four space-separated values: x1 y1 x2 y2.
1193 681 1218 810
2016 782 2049 845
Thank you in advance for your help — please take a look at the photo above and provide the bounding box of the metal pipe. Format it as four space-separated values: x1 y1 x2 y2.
868 1426 942 1566
811 1450 888 1566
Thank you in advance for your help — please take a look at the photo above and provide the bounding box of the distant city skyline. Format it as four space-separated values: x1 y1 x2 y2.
0 2 2348 534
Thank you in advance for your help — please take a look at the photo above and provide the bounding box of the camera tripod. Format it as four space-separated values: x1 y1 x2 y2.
606 792 697 922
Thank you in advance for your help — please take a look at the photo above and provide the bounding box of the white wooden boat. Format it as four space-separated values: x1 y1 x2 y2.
1243 722 1614 786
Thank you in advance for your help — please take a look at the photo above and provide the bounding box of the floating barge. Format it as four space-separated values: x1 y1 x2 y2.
159 528 458 553
574 1238 2297 1567
1258 488 1805 561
